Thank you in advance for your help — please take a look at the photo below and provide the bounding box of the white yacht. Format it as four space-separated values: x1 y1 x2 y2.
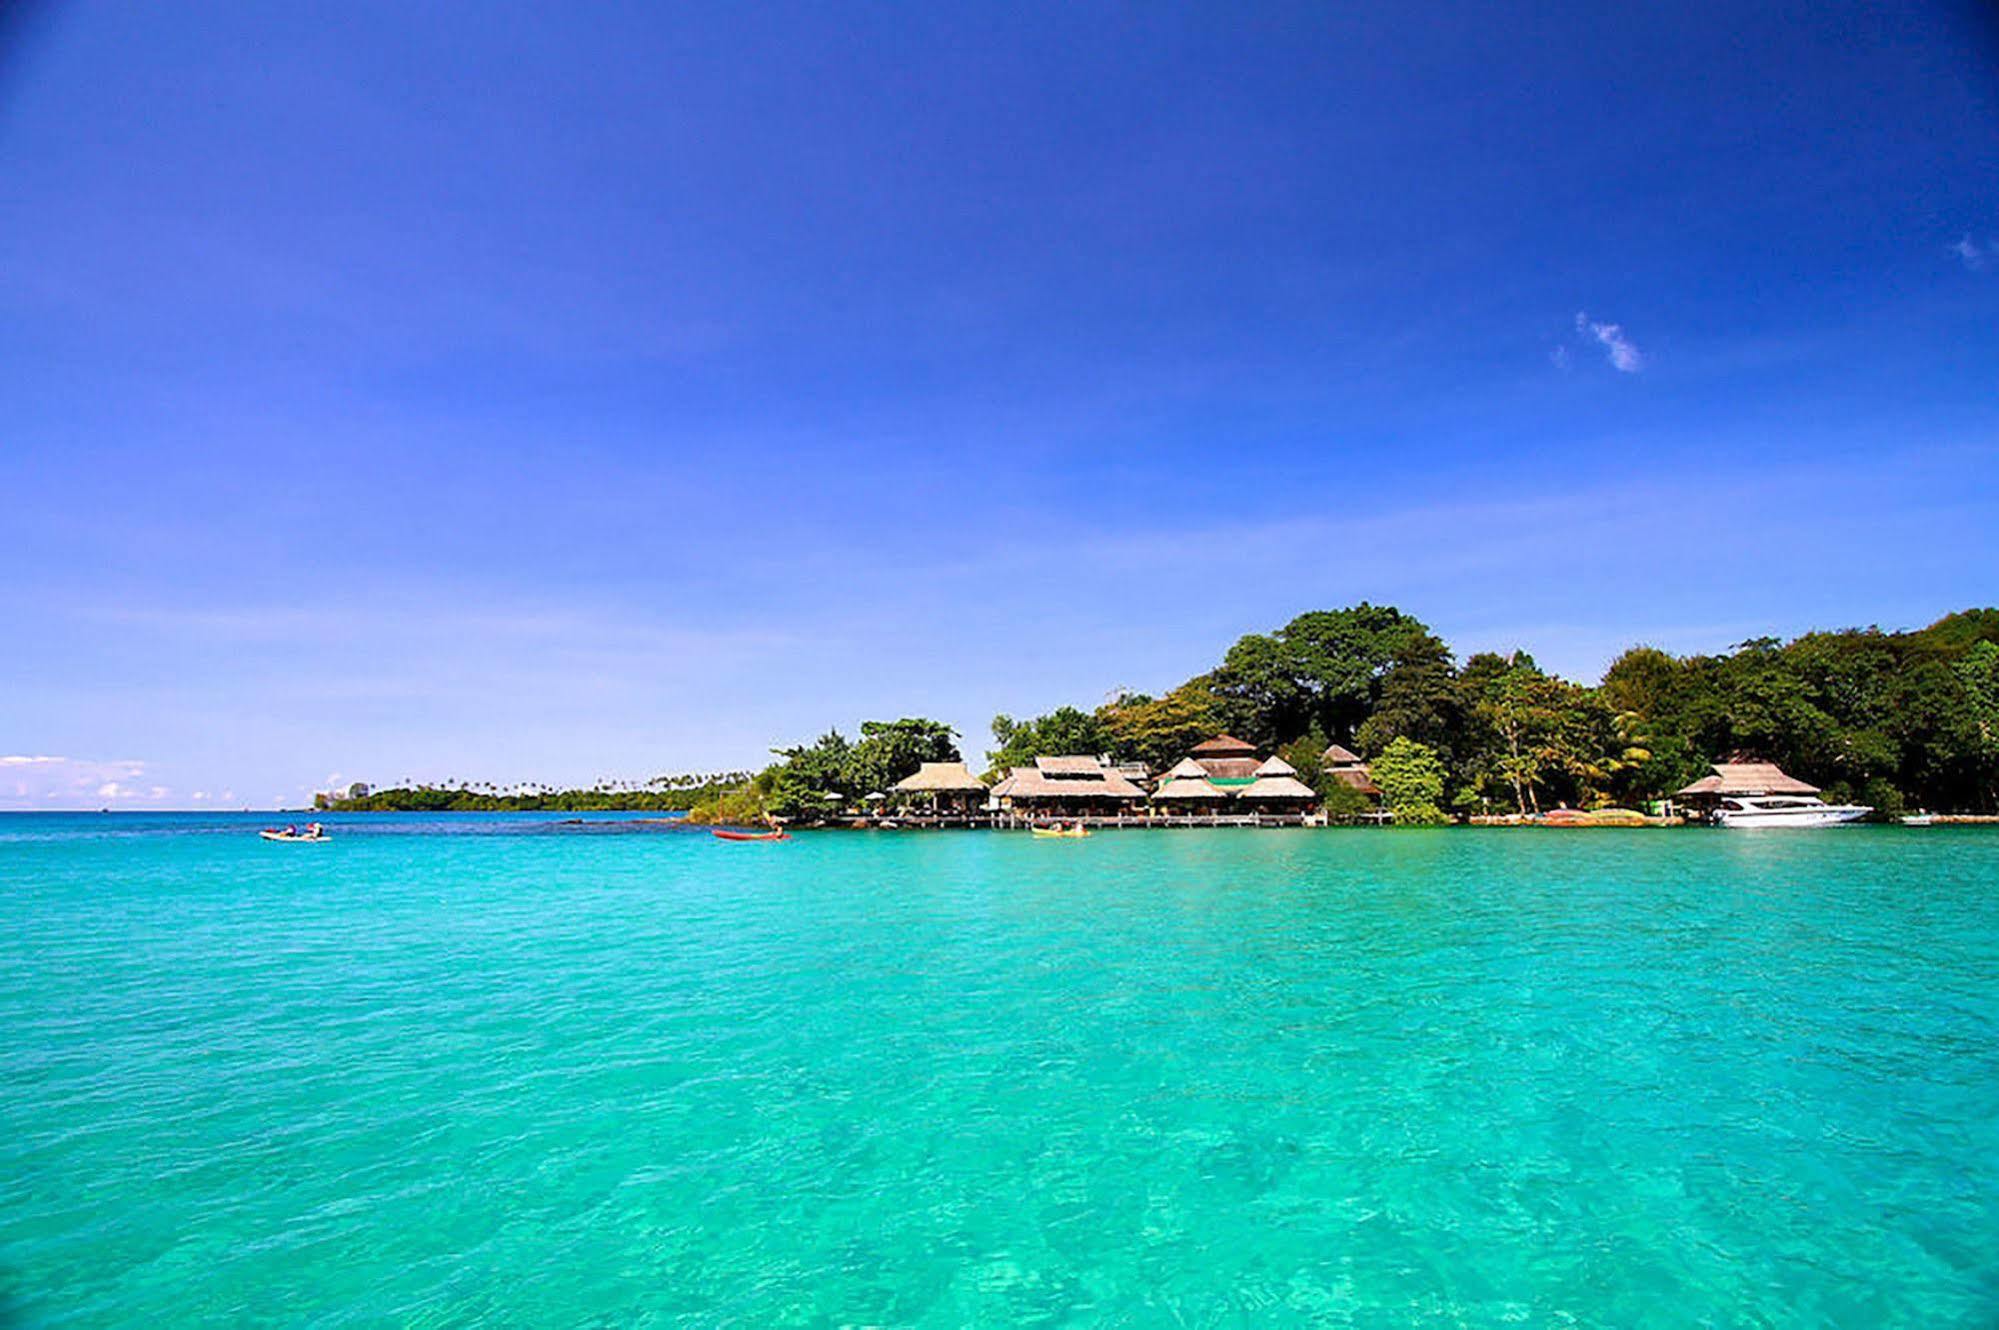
1714 795 1871 828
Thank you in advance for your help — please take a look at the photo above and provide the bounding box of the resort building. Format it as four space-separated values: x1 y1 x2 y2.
991 755 1148 818
1187 733 1264 786
1108 759 1151 786
1322 744 1381 799
1150 736 1322 819
1152 757 1233 810
1673 759 1818 813
1236 754 1320 815
892 761 990 815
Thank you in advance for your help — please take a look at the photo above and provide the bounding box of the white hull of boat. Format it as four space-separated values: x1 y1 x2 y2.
1716 805 1871 828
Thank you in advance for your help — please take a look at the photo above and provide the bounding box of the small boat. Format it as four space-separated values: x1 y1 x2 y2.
712 828 790 842
1537 808 1657 828
1031 825 1090 839
1714 796 1870 828
1901 812 1936 827
259 830 329 842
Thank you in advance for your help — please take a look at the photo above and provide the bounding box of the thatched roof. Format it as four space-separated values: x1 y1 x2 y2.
1036 755 1108 777
1677 762 1819 797
1239 774 1320 800
1330 767 1381 796
1196 756 1261 781
1164 757 1209 779
1323 743 1363 766
999 762 1146 800
1191 734 1258 756
894 761 987 794
1154 776 1230 801
1255 755 1297 777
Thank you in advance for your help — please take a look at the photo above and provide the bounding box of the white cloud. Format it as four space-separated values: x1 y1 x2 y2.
1549 345 1572 371
1953 235 1988 271
1576 311 1644 372
0 757 162 809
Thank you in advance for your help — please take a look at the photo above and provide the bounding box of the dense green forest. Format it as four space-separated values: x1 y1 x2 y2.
995 604 1999 817
343 606 1999 824
707 605 1999 824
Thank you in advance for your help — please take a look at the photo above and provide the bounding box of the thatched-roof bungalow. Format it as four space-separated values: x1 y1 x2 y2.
1152 736 1322 817
992 756 1147 817
1188 734 1263 784
1153 774 1232 807
1237 754 1319 813
1675 760 1817 810
893 761 989 814
1323 743 1381 798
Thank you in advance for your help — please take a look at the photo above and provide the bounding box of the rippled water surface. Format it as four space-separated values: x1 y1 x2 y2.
4 813 1997 1325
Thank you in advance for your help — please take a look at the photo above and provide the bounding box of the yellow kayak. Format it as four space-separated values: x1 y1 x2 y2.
1031 826 1090 839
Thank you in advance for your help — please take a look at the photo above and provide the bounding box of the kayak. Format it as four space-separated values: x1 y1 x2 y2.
259 831 329 842
1031 826 1090 839
712 829 790 842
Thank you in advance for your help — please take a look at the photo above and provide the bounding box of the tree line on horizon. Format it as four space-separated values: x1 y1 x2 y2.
694 603 1999 824
325 771 757 813
335 603 1999 822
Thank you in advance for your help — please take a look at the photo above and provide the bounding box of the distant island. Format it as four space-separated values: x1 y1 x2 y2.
322 604 1999 827
320 773 753 814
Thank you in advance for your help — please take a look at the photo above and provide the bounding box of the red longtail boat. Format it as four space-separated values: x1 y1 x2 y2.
711 829 791 842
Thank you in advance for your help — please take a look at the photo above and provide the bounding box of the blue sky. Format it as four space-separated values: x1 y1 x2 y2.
3 1 1996 808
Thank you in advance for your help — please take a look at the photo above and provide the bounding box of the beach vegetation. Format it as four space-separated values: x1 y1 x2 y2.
1320 778 1375 823
1370 738 1449 825
987 707 1114 778
1098 684 1225 772
696 717 963 825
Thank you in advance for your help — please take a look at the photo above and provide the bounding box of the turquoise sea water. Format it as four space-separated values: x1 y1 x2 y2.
3 814 1996 1326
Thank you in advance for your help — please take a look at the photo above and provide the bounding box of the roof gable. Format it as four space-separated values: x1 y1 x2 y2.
1676 762 1819 797
1036 754 1106 777
1196 757 1262 781
1239 774 1319 800
894 761 987 793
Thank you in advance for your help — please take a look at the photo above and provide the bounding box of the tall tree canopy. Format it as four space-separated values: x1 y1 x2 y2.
986 707 1114 778
1097 684 1223 772
1208 604 1445 747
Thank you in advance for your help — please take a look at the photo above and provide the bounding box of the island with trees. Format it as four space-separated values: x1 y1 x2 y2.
326 605 1999 827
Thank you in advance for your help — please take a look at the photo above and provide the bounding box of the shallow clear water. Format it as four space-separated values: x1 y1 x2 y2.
3 814 1996 1325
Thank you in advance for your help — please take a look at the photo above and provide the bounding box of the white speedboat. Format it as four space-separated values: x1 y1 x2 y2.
1714 795 1870 828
